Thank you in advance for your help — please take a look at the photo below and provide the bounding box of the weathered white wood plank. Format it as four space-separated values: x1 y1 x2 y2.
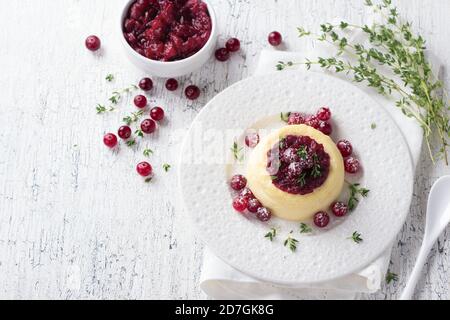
0 0 448 299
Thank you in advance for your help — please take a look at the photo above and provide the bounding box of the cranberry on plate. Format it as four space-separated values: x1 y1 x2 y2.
141 119 157 134
268 31 282 46
287 112 306 125
226 38 241 52
134 95 148 109
103 133 118 148
245 132 260 148
247 198 262 214
314 211 330 228
337 140 353 157
123 0 212 61
165 78 179 91
185 85 201 100
85 35 101 51
318 121 332 136
256 207 272 222
344 157 360 174
137 162 153 177
118 126 132 140
239 187 254 200
150 107 165 121
331 202 348 217
139 77 153 91
233 196 248 213
230 175 247 191
317 107 332 121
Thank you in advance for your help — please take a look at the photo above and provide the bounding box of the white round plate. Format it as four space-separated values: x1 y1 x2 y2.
178 71 413 284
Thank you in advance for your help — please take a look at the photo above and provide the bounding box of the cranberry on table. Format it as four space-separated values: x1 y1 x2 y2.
136 162 153 177
344 157 360 174
337 140 353 157
215 48 230 62
314 211 330 228
318 121 333 135
226 38 241 52
118 126 132 140
103 133 118 148
233 196 248 213
230 175 247 191
268 31 282 46
134 95 148 109
165 78 179 91
245 132 260 148
141 119 157 134
256 207 272 222
317 107 332 121
150 107 165 121
247 198 262 214
85 35 101 51
185 85 201 100
139 77 153 91
331 202 349 217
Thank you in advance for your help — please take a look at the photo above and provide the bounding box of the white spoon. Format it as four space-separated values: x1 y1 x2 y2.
400 175 450 300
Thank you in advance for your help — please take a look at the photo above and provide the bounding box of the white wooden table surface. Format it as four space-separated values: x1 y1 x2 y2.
0 0 449 300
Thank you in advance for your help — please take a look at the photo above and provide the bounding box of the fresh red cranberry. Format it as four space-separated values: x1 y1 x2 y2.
185 85 201 100
305 115 320 129
230 175 247 191
239 187 254 200
245 132 260 148
337 140 353 157
85 35 101 51
118 126 132 140
103 133 118 148
150 107 165 121
141 119 157 134
134 95 148 109
247 198 262 214
256 207 272 222
331 202 348 217
288 112 306 125
344 157 360 174
314 211 330 228
139 78 153 91
268 31 282 46
136 162 153 177
165 78 179 91
215 48 230 62
226 38 241 52
317 107 332 121
318 121 333 135
233 196 248 213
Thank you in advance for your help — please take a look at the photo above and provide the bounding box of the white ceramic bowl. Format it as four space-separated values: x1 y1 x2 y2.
119 0 218 78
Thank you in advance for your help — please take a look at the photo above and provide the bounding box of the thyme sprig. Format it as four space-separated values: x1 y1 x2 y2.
348 231 363 244
123 110 145 126
278 0 450 164
105 74 115 82
231 141 244 162
96 84 138 114
386 271 399 284
143 148 154 157
163 164 171 172
300 223 312 234
265 228 277 241
284 232 299 252
348 183 370 211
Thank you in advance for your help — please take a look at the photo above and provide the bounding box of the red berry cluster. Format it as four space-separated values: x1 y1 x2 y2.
215 37 241 62
230 175 272 222
287 107 333 136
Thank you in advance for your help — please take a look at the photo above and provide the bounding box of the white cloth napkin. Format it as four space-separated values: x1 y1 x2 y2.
200 38 441 299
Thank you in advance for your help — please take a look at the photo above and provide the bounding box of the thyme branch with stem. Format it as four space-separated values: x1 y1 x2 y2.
277 0 449 164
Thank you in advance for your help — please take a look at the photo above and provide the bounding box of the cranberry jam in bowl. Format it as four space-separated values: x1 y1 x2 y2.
120 0 218 77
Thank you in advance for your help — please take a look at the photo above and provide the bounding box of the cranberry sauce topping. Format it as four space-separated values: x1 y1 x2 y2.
123 0 212 62
267 135 331 195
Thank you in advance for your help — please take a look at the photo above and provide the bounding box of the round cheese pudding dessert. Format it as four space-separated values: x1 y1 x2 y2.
246 125 345 221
